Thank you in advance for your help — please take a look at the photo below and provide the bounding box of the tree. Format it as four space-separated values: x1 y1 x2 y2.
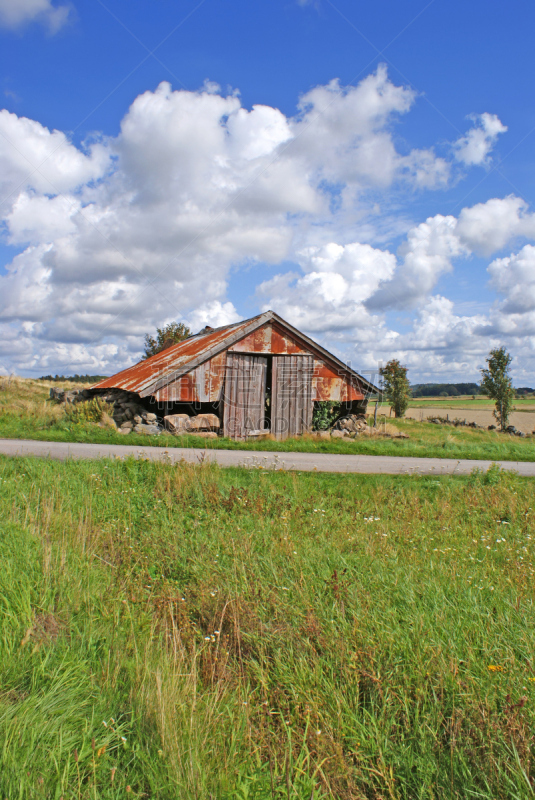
480 347 515 431
380 359 410 418
143 321 191 359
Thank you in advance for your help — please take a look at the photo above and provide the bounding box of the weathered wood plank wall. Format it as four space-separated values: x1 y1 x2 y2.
271 355 313 439
223 352 267 439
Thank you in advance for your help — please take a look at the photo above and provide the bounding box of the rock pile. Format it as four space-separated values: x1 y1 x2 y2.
50 385 222 437
428 416 483 429
163 413 220 439
504 425 527 438
95 389 160 435
319 414 409 440
428 416 528 437
331 414 368 435
49 387 92 404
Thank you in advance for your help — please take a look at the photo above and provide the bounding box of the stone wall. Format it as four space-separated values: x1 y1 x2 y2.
51 386 221 437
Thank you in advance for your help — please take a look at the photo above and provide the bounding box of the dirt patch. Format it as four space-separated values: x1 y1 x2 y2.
405 407 535 435
0 688 29 704
20 612 64 650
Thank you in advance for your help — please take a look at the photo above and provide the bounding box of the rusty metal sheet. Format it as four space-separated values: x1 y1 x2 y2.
312 359 364 402
228 326 272 353
154 352 226 403
342 381 364 402
154 373 195 403
229 323 310 355
228 323 309 355
270 323 309 355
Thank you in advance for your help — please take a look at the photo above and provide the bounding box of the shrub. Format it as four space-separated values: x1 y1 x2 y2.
64 397 107 424
312 401 340 430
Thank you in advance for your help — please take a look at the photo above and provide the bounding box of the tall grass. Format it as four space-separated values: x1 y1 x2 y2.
1 454 534 797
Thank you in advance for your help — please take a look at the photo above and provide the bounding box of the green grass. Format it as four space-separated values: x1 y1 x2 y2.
408 395 535 409
1 377 535 462
1 455 535 798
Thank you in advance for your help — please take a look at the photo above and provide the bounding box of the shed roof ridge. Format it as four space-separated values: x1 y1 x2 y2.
184 310 270 342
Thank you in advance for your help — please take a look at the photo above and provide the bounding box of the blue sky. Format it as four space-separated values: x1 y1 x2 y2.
0 0 534 383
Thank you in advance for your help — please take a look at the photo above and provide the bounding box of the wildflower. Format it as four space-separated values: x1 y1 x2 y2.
488 665 504 672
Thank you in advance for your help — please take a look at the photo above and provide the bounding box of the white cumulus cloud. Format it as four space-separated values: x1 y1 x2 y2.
0 67 531 380
488 244 535 314
0 0 70 32
454 112 507 167
366 214 467 311
456 196 535 256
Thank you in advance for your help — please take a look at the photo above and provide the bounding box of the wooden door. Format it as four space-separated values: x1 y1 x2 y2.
223 352 268 440
272 355 313 439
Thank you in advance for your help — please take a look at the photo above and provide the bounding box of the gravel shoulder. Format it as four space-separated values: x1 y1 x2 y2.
1 438 535 476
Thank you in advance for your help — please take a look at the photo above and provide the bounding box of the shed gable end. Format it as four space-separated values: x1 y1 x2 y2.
228 323 309 355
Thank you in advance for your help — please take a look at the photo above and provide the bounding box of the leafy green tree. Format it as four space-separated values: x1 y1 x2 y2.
380 359 410 418
480 347 515 431
143 322 192 359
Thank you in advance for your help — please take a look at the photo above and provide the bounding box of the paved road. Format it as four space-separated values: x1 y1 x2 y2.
0 438 534 476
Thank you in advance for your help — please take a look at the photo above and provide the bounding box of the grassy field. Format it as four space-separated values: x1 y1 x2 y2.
408 396 535 410
1 377 535 462
1 454 535 798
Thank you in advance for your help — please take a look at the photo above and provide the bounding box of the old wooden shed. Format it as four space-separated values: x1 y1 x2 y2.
93 311 378 439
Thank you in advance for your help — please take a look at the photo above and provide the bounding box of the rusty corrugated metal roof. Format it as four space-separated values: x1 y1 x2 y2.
92 310 380 397
92 314 268 396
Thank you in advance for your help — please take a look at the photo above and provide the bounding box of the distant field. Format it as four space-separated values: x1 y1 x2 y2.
401 395 535 434
1 454 535 798
405 406 535 434
1 377 535 462
408 395 535 409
